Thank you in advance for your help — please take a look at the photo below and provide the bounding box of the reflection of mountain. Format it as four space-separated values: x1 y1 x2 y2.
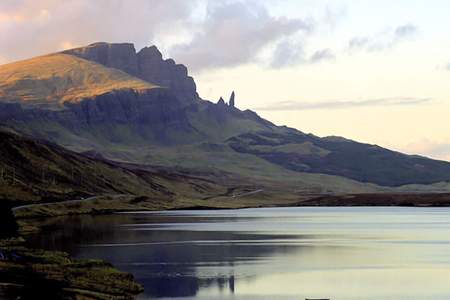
26 213 324 298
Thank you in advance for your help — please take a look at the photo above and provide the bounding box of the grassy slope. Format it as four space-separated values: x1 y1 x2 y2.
0 54 156 109
227 130 450 187
0 127 224 206
7 117 448 196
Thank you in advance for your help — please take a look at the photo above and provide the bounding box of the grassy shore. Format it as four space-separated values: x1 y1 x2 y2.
0 239 143 300
0 202 143 300
14 192 450 233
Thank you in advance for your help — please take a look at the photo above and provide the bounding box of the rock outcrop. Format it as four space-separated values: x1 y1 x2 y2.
229 91 235 107
137 46 198 102
64 43 199 102
63 42 139 76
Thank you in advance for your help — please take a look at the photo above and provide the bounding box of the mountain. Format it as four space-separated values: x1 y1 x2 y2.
1 42 450 190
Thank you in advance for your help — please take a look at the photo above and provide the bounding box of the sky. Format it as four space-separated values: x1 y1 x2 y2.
0 0 449 161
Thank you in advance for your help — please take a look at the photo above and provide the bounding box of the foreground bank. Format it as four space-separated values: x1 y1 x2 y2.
0 203 143 300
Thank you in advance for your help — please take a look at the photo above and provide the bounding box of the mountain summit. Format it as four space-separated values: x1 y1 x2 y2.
63 42 199 102
1 42 450 190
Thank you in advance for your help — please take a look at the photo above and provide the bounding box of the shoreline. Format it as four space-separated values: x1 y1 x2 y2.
4 191 450 299
13 192 450 222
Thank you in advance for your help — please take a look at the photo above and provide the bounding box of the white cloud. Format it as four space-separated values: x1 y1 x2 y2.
254 97 432 111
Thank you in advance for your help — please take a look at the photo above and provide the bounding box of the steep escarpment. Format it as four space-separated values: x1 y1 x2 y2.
64 42 198 102
0 88 272 149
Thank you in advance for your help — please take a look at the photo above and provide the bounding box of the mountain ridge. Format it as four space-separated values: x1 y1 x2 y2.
1 42 450 189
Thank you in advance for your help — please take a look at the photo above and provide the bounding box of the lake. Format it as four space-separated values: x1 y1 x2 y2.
26 207 450 299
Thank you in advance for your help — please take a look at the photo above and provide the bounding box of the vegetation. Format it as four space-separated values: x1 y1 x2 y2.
0 241 143 299
0 54 156 110
227 131 450 186
0 127 226 206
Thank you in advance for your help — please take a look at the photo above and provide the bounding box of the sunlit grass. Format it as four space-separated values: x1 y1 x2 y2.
0 53 157 109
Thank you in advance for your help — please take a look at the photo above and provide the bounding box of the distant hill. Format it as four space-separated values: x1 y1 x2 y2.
1 42 450 189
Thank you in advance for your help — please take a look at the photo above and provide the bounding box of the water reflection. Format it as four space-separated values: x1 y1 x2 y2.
26 207 450 299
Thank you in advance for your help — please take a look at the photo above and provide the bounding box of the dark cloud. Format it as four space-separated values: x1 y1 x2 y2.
169 1 313 72
255 97 432 111
348 23 417 52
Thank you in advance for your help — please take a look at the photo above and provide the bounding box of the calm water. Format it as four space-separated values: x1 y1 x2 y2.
27 207 450 299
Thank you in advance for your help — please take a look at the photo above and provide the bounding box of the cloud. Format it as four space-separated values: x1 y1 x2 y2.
309 48 336 63
169 1 313 72
269 41 305 68
401 139 450 162
395 24 417 37
348 23 417 53
446 63 450 71
0 0 327 72
270 42 335 68
323 5 346 30
0 0 199 63
254 97 432 111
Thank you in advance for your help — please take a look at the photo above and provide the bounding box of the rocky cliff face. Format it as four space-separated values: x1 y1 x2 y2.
0 88 201 145
137 46 198 102
63 42 139 76
64 43 198 102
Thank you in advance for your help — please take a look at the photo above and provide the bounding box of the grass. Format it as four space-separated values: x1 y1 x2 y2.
0 242 143 299
0 54 157 110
